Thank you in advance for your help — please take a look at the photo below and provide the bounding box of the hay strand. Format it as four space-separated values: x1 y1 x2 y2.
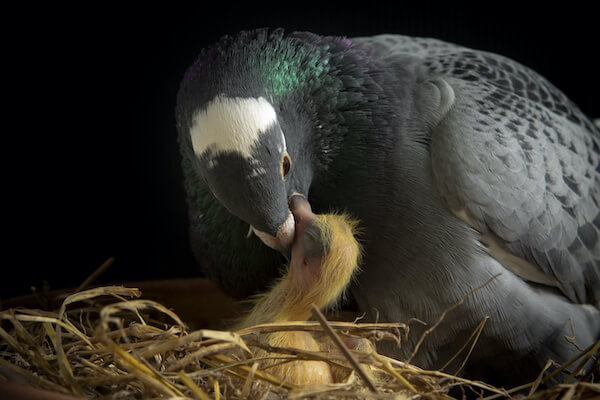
1 284 597 399
73 257 116 293
178 370 212 400
311 304 378 393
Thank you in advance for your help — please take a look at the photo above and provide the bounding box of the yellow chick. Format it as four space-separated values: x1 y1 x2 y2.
238 195 362 385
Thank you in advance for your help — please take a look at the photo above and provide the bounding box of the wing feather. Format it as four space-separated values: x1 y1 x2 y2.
355 35 600 305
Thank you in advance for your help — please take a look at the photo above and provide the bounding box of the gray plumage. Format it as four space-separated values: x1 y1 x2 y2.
349 34 600 385
176 30 600 387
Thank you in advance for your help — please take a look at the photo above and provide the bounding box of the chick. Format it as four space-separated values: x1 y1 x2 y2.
238 195 362 385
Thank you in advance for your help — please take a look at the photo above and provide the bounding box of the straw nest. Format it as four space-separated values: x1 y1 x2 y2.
1 285 598 399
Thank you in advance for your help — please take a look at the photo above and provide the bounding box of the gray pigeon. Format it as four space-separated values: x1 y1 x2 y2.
175 29 600 387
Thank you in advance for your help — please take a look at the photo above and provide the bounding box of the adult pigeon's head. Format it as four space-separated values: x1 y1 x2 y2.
176 28 382 259
177 91 298 256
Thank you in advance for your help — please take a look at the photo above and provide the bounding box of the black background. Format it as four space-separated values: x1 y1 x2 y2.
3 4 598 301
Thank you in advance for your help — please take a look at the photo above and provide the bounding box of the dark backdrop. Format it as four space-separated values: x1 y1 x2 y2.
4 4 598 301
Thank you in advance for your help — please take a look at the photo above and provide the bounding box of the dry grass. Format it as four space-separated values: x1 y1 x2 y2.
1 285 598 399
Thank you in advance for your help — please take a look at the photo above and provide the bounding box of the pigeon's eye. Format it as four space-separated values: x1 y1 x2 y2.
281 152 292 179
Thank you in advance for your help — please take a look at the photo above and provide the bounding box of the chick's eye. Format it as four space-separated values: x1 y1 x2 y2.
301 223 326 260
281 153 292 179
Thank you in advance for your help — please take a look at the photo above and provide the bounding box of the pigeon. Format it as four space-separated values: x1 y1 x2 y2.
175 28 600 386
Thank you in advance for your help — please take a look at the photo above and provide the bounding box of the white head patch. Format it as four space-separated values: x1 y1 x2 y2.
190 95 279 160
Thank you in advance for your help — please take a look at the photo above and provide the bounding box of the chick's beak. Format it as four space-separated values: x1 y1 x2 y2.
289 194 316 233
288 194 318 264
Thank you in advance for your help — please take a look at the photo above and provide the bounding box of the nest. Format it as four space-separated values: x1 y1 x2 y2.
1 285 599 399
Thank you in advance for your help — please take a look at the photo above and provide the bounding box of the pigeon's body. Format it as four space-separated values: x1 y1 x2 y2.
176 30 600 386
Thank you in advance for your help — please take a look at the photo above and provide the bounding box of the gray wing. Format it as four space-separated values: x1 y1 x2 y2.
355 35 600 306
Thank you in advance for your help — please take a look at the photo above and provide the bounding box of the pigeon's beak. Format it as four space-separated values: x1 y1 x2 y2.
251 194 312 261
252 213 295 260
